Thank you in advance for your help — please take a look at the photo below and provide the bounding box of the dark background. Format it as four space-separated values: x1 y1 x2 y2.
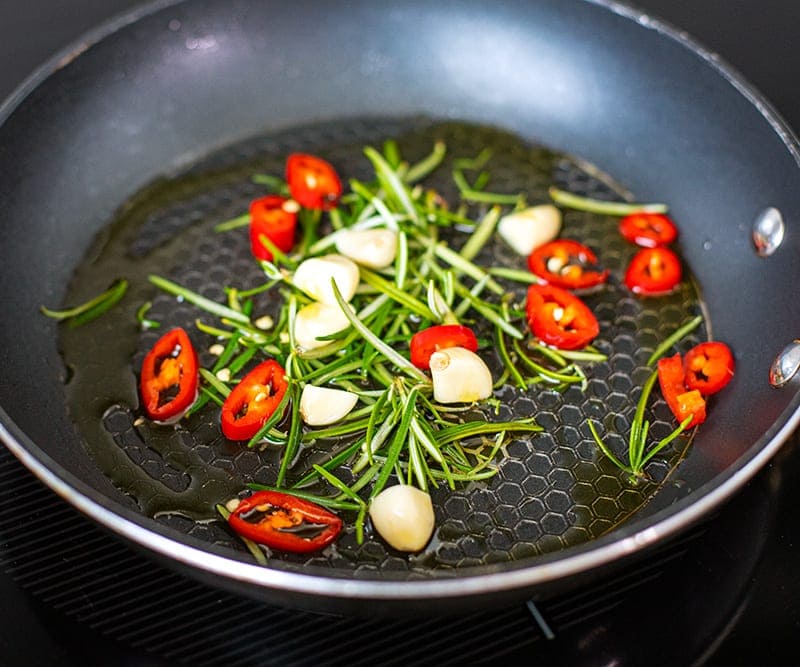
0 1 798 665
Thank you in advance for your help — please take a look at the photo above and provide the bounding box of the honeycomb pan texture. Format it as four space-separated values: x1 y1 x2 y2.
60 118 705 579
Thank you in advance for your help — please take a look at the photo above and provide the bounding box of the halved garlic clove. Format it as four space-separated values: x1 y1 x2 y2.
334 228 399 269
293 301 351 351
429 346 493 404
299 385 359 426
292 254 360 305
497 204 562 256
369 485 435 552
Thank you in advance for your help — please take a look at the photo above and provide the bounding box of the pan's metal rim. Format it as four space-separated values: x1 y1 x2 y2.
0 0 185 127
1 0 799 602
3 400 799 600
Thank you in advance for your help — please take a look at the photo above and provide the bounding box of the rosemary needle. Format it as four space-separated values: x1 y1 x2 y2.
148 274 250 324
41 278 128 327
647 315 703 366
548 186 668 215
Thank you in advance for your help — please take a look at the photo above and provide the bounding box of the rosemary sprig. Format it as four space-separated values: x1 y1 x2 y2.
251 173 287 191
404 140 447 183
148 275 250 324
452 149 525 206
548 186 668 215
363 146 419 222
214 212 250 232
41 278 128 327
330 279 430 385
136 138 666 556
135 301 160 330
459 206 502 262
588 318 702 483
647 315 703 366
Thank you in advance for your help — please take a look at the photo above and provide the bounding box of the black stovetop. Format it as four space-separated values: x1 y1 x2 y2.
1 1 799 665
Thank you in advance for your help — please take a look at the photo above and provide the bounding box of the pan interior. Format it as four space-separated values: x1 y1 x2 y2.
57 117 706 579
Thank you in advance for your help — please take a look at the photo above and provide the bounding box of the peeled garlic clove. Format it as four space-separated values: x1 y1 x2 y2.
429 346 493 404
292 254 360 305
369 485 435 552
335 228 398 269
497 204 562 256
299 385 358 426
293 301 351 351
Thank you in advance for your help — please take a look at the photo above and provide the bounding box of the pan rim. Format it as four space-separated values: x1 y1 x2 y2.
593 0 800 166
3 402 799 600
1 0 799 602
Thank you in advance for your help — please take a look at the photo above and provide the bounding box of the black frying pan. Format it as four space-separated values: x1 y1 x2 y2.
0 0 799 617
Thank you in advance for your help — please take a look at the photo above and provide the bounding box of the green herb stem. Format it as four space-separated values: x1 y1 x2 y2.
215 504 268 565
459 206 501 262
549 186 668 215
369 387 419 499
363 146 419 222
404 140 447 183
41 279 128 327
330 279 430 384
424 239 505 296
646 315 703 366
214 213 250 232
149 275 250 324
135 301 160 329
275 383 303 485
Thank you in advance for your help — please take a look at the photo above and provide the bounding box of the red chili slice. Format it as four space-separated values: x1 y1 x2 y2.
624 246 682 295
409 324 479 370
286 153 343 210
683 342 735 395
228 490 342 553
657 353 706 428
526 284 600 350
527 239 608 290
249 195 298 261
221 360 289 440
619 212 679 248
139 327 199 423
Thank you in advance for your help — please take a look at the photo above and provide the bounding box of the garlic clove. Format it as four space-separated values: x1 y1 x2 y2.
299 385 359 426
369 485 435 552
429 346 493 404
293 301 351 351
292 254 360 305
334 228 398 269
254 315 274 330
497 204 562 256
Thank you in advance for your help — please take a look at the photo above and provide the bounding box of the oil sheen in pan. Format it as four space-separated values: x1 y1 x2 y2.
57 118 706 576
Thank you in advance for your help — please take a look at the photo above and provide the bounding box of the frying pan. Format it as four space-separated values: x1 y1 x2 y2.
0 0 799 617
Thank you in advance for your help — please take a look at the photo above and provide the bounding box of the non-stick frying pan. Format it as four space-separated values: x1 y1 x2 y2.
0 0 798 616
